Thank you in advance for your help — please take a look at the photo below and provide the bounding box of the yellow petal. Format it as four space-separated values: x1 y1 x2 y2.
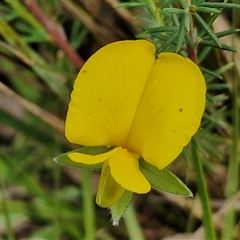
65 40 155 147
68 148 118 164
96 160 125 208
109 148 151 193
127 53 206 169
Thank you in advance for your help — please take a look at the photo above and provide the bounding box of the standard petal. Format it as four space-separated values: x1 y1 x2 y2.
65 40 155 147
68 148 118 164
127 53 206 169
109 148 151 193
96 160 125 208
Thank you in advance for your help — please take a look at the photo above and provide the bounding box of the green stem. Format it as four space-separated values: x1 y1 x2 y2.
53 165 61 239
82 169 95 240
0 173 15 240
124 203 145 240
222 4 240 239
191 141 216 240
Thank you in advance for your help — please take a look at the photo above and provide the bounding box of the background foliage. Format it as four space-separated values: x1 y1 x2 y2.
0 0 239 239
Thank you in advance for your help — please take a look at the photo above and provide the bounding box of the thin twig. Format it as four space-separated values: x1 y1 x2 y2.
60 0 118 45
187 13 197 63
104 0 141 33
80 0 128 40
0 82 64 133
23 0 84 69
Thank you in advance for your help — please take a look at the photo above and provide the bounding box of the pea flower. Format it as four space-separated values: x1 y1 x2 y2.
64 40 206 209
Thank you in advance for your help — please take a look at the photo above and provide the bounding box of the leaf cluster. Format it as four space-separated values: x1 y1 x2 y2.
118 0 239 54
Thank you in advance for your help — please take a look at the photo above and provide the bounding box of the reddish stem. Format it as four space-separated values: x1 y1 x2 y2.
187 14 197 63
23 0 85 69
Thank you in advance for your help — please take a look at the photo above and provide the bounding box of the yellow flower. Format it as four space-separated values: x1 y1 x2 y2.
65 40 206 208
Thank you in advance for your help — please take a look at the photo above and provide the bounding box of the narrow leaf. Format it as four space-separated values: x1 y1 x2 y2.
193 13 221 47
196 7 221 14
146 26 178 33
185 33 196 49
176 14 188 52
184 13 190 32
178 0 189 9
157 31 178 53
201 67 222 81
163 8 186 15
199 40 236 52
207 83 229 91
200 2 240 10
196 0 205 5
115 3 149 8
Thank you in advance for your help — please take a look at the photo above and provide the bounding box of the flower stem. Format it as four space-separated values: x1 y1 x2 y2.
0 174 15 240
124 203 145 240
81 169 95 240
222 4 240 239
191 141 216 240
186 13 197 63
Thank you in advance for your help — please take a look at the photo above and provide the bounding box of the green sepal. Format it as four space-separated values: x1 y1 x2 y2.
110 190 133 226
53 146 113 170
139 158 193 197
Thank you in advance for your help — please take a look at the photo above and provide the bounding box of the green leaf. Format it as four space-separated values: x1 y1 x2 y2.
149 33 168 41
201 67 222 82
196 7 221 14
157 30 178 53
200 2 240 10
54 146 113 170
139 158 193 197
185 33 196 49
163 8 186 15
184 13 190 32
193 13 221 48
201 29 240 43
203 112 229 130
199 40 236 52
135 33 152 39
145 26 178 33
110 190 133 226
207 83 229 91
196 0 205 5
198 13 219 39
176 14 188 52
115 3 149 8
213 29 240 39
204 62 233 83
214 62 235 75
179 0 189 9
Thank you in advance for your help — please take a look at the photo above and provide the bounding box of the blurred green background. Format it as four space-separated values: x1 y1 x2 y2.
0 1 239 239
